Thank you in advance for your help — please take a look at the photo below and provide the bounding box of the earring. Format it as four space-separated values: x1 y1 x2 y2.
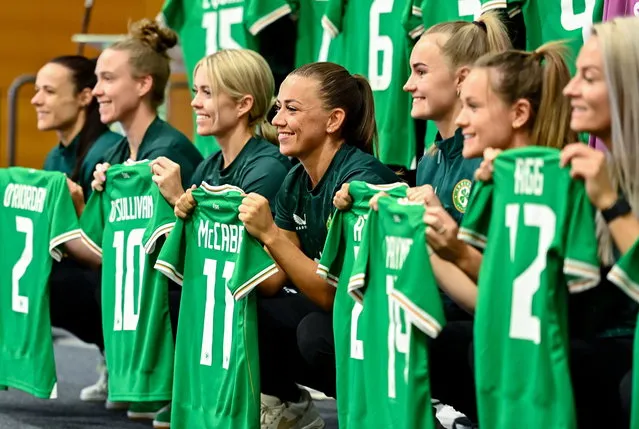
456 88 461 97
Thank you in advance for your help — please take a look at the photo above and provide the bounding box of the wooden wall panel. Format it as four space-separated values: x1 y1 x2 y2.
0 0 185 168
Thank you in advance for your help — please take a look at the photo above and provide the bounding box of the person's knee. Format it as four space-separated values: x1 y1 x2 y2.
296 312 333 365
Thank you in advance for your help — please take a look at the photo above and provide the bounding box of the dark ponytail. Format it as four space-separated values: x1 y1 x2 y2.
290 62 378 155
49 55 109 182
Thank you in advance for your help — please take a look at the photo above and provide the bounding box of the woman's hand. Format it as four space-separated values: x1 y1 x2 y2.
406 185 442 207
474 148 502 182
66 177 85 217
150 156 185 206
423 205 467 263
333 183 353 211
91 162 110 192
238 193 278 245
560 143 617 210
174 185 197 219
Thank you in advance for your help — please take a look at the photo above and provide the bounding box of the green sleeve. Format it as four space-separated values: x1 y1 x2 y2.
608 239 639 302
402 0 425 40
228 231 279 300
392 229 445 339
317 210 345 287
457 180 493 250
49 175 82 262
161 0 184 31
322 0 345 37
274 172 297 231
480 0 507 12
245 0 292 36
79 189 106 257
154 217 187 286
347 208 374 304
562 180 601 293
143 186 177 254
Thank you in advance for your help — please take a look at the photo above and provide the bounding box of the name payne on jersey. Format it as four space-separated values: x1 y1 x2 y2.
385 236 413 271
108 196 154 223
3 183 47 213
203 0 242 9
197 219 244 254
514 157 544 196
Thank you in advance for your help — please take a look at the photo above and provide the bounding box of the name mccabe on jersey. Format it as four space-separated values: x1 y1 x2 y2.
3 183 47 213
197 220 244 254
109 196 154 223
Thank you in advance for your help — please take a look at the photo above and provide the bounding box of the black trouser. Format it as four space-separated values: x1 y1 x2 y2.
468 336 633 428
49 257 104 351
258 289 336 401
429 321 477 421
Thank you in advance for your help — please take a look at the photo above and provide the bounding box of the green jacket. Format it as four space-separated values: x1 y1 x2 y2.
415 128 481 225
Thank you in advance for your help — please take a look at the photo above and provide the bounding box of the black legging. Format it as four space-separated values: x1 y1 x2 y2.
257 288 336 401
49 257 104 351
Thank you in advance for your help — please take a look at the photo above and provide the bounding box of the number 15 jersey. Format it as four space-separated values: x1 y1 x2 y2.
458 147 600 429
155 184 278 429
80 161 176 402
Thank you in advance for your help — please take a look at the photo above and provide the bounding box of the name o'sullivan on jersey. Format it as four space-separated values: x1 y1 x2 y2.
109 196 154 223
197 220 244 254
3 183 47 213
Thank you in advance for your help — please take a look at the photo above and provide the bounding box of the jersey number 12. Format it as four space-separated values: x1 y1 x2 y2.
505 203 556 345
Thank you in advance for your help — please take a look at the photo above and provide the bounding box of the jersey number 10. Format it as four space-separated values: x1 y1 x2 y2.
505 203 556 345
113 229 146 331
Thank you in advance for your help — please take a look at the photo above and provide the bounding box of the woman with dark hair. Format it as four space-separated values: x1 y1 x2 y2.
31 55 121 405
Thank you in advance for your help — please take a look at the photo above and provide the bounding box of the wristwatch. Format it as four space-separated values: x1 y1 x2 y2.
601 197 632 223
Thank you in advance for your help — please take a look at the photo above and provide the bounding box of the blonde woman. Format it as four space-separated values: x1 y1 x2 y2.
560 16 639 428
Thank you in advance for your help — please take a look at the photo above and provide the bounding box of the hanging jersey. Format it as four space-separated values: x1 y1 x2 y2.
522 0 604 66
80 161 176 401
160 0 291 157
317 181 408 429
287 0 341 65
0 168 81 399
346 196 445 429
322 0 417 169
155 183 277 429
458 146 600 429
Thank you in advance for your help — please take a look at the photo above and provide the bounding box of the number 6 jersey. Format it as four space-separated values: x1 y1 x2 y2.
0 168 82 399
80 161 176 402
458 147 601 429
155 183 278 429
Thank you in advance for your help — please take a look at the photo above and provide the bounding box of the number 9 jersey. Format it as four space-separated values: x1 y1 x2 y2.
458 147 601 429
80 161 176 402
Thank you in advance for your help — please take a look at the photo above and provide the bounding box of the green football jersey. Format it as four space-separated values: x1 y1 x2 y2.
286 0 341 65
161 0 291 158
317 181 408 429
458 147 600 429
155 183 278 429
346 196 445 429
80 161 176 402
522 0 604 64
274 144 400 264
322 0 417 169
608 239 639 429
0 168 82 399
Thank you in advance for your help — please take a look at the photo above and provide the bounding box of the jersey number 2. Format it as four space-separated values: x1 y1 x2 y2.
113 229 145 331
12 216 33 314
505 203 556 345
201 258 235 369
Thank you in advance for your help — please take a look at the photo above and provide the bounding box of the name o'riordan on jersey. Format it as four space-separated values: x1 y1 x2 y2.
3 183 47 213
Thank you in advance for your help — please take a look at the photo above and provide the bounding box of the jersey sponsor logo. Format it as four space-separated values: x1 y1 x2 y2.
3 183 47 213
452 179 472 213
294 213 307 230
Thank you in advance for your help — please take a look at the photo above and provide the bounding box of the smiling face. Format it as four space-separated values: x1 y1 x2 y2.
403 34 459 121
31 63 86 132
563 35 611 141
190 64 244 137
271 75 332 158
92 48 145 124
456 68 518 158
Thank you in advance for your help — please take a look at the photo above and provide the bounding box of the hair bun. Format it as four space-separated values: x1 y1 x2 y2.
129 18 178 55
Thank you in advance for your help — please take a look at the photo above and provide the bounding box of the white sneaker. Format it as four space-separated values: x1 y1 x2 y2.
435 403 468 429
260 390 325 429
298 385 332 401
80 358 128 410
